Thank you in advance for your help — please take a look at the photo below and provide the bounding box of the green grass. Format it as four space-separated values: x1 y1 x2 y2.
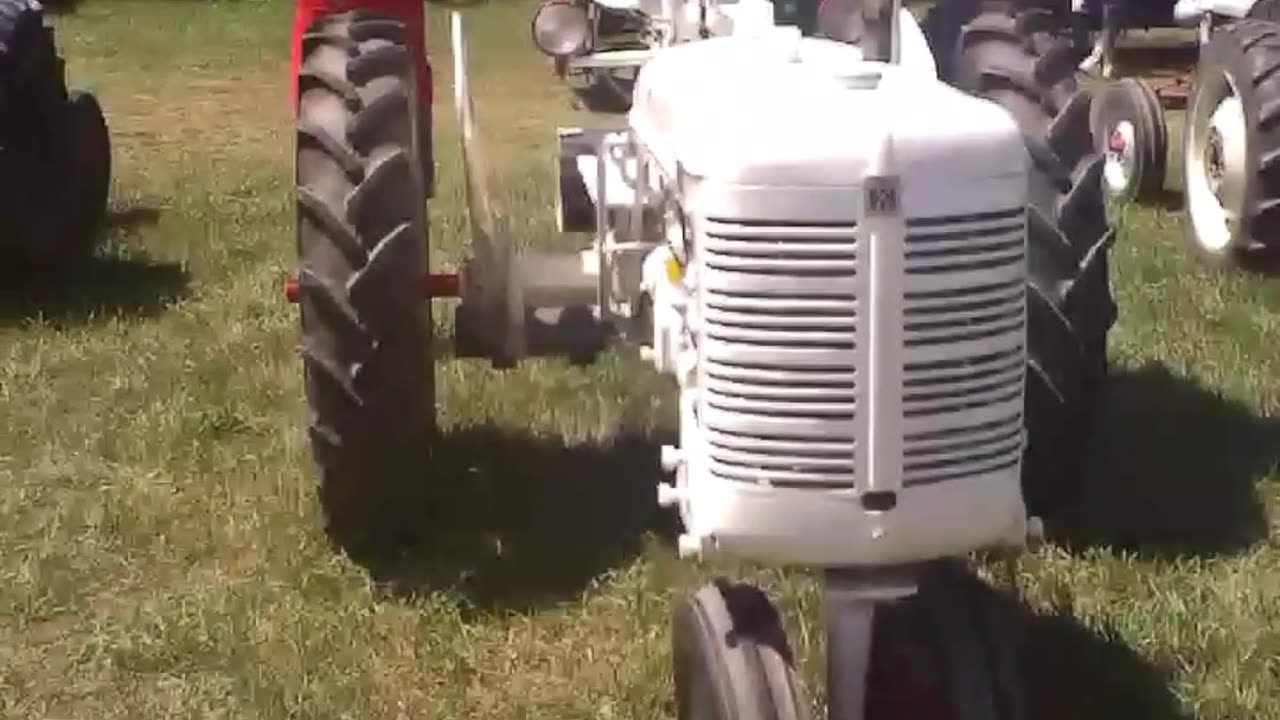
0 1 1278 718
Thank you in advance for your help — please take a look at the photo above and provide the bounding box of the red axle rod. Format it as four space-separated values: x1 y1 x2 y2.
284 273 460 303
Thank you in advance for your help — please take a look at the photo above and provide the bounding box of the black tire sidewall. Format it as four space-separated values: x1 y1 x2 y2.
1249 0 1280 21
672 583 807 720
63 90 111 252
294 12 434 550
672 591 739 720
4 96 103 268
1091 78 1167 204
1091 81 1148 203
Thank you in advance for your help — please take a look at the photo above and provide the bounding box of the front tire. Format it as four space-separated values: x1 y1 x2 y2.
295 11 434 553
1091 77 1168 204
925 2 1117 519
672 581 811 720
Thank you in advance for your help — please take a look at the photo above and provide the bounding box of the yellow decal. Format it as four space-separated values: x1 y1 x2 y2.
666 254 684 284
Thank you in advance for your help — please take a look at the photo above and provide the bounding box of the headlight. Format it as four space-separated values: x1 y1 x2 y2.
531 0 591 57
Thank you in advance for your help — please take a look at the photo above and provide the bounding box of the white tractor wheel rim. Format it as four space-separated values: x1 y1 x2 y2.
1186 72 1249 253
1103 120 1137 196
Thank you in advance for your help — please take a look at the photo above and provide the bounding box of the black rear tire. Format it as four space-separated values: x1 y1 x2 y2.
0 0 45 65
1182 18 1280 264
63 90 111 252
295 11 434 554
0 0 109 267
1250 0 1280 22
925 2 1117 519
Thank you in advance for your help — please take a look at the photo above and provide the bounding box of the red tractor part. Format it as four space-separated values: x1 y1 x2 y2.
284 272 459 303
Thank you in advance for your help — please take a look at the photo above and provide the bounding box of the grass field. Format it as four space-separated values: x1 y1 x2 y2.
1 1 1278 718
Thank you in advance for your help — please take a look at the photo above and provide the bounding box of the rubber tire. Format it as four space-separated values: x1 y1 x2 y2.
925 2 1117 519
0 0 42 62
1250 0 1280 22
1090 77 1168 204
0 2 111 268
919 0 982 80
1181 19 1280 265
295 11 434 555
865 562 1024 720
63 90 112 253
672 581 811 720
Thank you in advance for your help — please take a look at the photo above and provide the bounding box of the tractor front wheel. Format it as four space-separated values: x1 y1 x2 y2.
1091 77 1168 205
294 10 435 555
672 581 811 720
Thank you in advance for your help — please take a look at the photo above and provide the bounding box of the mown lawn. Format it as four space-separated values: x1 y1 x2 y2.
0 1 1277 718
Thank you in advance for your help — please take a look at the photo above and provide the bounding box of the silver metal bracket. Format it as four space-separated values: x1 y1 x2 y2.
823 565 921 720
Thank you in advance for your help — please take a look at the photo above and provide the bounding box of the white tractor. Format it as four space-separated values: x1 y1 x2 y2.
289 0 1116 716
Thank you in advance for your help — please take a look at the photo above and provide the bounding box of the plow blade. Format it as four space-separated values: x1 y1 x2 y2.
449 11 607 366
451 10 525 364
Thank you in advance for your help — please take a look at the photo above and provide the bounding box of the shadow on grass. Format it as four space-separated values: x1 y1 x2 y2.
1134 187 1184 213
41 0 90 13
1022 611 1192 720
106 205 163 232
967 575 1195 720
1060 361 1277 558
1114 43 1200 77
351 426 679 612
1232 246 1280 277
0 249 189 327
869 564 1190 719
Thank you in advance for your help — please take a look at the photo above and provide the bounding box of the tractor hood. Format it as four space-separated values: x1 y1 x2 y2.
627 29 1028 190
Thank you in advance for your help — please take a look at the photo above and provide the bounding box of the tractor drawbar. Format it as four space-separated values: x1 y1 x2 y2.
283 273 460 303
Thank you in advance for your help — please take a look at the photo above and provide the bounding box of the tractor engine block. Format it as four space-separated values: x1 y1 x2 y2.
623 24 1034 566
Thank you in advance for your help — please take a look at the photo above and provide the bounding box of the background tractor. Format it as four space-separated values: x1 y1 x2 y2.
0 0 111 270
527 0 826 111
290 0 1115 716
532 0 1280 267
1059 0 1280 265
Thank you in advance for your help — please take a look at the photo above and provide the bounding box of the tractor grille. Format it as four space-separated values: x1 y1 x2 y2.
696 208 1027 491
699 218 859 489
901 208 1026 487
